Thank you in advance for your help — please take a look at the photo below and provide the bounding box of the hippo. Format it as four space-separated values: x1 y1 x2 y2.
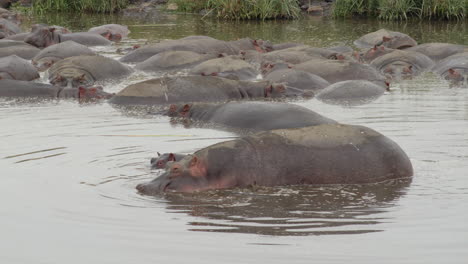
0 55 39 81
25 26 111 48
48 55 133 88
370 50 435 80
295 58 388 87
5 32 29 41
0 43 40 60
88 24 130 42
135 51 217 73
119 36 270 63
189 56 258 80
109 76 308 105
150 152 187 169
0 18 20 39
432 52 468 86
360 45 396 63
136 123 413 194
166 101 337 133
407 43 468 62
32 41 96 71
316 80 387 106
264 69 330 92
0 79 113 99
354 29 417 49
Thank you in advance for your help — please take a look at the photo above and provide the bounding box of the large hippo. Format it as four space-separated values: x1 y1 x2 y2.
119 37 270 63
264 69 330 92
88 24 129 42
0 42 40 60
48 55 133 88
407 43 468 62
32 41 96 71
0 55 39 81
354 29 417 49
109 76 308 105
0 79 113 99
151 152 187 169
167 101 337 133
295 58 388 87
136 124 413 194
0 18 20 39
370 50 435 80
189 56 258 80
135 50 217 73
25 26 111 48
316 80 387 106
432 52 468 86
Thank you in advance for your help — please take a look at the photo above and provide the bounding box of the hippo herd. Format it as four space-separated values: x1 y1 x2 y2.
2 11 467 194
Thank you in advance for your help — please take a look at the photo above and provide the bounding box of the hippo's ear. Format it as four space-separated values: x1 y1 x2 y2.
157 152 161 156
190 156 198 167
168 153 177 162
49 27 56 33
448 68 457 75
264 85 273 97
181 104 191 115
382 36 392 42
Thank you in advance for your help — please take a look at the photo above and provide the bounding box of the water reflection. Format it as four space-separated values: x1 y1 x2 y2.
159 179 411 236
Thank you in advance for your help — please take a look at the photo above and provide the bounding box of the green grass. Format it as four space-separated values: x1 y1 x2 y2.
32 0 129 13
168 0 300 20
333 0 466 19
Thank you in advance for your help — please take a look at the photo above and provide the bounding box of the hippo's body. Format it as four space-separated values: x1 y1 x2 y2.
0 55 39 81
135 51 217 73
370 50 435 79
264 69 330 92
189 56 258 80
48 55 133 87
316 80 387 106
354 29 417 49
167 101 337 133
0 43 40 60
295 59 387 87
32 40 96 71
88 24 130 42
407 43 468 62
0 79 112 99
109 76 304 105
136 124 414 194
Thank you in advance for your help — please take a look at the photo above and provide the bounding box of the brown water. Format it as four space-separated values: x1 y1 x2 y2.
1 12 468 263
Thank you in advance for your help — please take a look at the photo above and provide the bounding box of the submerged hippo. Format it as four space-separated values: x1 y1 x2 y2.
0 18 20 39
370 50 435 80
151 152 187 169
0 55 39 81
0 79 113 99
407 43 468 62
109 76 307 105
432 52 468 86
189 56 258 80
0 42 39 60
167 101 337 133
135 50 217 73
136 124 413 194
295 58 387 87
32 40 96 71
48 55 133 87
354 29 417 49
316 80 387 106
119 37 269 63
264 69 330 92
25 26 111 48
88 24 129 42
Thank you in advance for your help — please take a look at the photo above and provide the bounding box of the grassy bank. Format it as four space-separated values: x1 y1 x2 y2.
32 0 129 13
169 0 301 20
333 0 466 20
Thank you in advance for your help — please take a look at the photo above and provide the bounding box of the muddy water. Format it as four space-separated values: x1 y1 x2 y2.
1 13 468 263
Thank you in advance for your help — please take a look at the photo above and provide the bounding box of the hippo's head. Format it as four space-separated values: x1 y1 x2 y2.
50 68 94 88
150 152 186 169
381 62 415 80
266 83 314 98
32 58 58 72
444 68 467 86
137 155 211 194
25 26 60 48
362 45 391 62
99 30 122 42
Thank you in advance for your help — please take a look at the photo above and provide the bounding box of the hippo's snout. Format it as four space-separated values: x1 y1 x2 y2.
136 174 172 195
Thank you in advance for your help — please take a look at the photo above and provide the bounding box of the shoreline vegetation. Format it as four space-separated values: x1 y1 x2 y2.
5 0 467 20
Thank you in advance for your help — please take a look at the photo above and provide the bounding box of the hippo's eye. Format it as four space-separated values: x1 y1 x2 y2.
157 161 163 167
